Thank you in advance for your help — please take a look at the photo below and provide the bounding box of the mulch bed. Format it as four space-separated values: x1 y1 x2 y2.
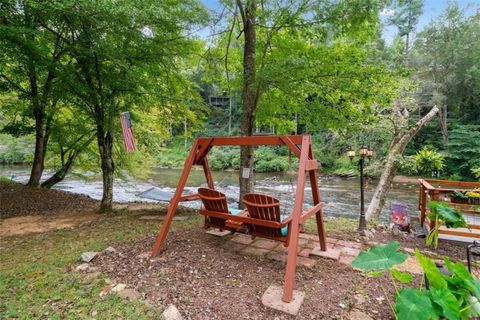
92 228 406 319
369 227 471 262
0 181 98 218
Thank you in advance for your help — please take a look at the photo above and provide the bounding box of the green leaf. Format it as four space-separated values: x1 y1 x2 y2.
415 249 447 289
390 268 413 284
396 288 436 320
351 241 408 271
428 287 461 320
444 258 480 298
367 271 385 277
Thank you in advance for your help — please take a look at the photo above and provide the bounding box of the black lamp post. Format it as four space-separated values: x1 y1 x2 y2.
348 146 374 231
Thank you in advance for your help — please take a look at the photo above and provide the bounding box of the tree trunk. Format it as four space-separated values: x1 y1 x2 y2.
439 105 448 147
366 106 439 221
97 125 115 212
41 135 93 188
41 151 78 189
27 105 50 186
27 110 46 186
238 0 257 208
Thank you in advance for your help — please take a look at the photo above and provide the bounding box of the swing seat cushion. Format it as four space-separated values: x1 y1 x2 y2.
229 208 243 215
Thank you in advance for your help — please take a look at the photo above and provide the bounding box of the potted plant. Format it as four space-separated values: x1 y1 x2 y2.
466 191 480 205
450 190 469 204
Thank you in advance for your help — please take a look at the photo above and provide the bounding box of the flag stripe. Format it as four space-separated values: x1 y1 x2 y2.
120 112 136 153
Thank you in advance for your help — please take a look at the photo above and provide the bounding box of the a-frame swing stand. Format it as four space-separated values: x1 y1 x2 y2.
151 135 327 305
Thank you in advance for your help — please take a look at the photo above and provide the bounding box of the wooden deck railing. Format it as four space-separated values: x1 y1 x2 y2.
419 179 480 240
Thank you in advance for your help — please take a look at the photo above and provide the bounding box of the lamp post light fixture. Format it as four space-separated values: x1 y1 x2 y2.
348 146 374 231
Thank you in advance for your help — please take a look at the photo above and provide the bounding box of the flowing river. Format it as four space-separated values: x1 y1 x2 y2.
0 165 420 222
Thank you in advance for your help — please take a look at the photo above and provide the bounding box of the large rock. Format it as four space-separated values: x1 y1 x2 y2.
163 304 183 320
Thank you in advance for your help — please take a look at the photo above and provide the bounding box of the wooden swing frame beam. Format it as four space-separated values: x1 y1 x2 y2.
151 135 327 302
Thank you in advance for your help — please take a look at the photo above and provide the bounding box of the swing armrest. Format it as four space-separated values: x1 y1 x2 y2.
280 203 323 226
280 216 293 227
299 203 323 224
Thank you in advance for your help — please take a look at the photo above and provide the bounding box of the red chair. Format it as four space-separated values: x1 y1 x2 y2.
243 193 291 246
198 187 240 230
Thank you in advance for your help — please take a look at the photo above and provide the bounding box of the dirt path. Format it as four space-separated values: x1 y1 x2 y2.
0 211 99 238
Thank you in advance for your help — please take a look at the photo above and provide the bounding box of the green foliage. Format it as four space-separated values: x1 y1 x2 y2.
446 125 480 179
415 146 444 176
351 241 408 271
473 168 480 180
0 134 33 164
352 242 480 319
426 201 468 248
398 155 417 176
396 288 435 320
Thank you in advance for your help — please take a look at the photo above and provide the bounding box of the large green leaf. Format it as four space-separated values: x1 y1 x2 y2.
429 287 461 320
415 249 447 289
444 258 480 298
351 241 407 271
396 288 436 320
427 201 468 229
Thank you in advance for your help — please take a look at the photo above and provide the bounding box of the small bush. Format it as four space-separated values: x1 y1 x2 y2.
415 146 444 176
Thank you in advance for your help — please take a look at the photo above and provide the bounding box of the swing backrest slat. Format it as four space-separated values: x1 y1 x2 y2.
243 193 285 241
198 188 229 228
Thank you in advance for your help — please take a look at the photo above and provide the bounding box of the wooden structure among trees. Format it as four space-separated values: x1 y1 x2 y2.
419 179 480 241
151 135 327 302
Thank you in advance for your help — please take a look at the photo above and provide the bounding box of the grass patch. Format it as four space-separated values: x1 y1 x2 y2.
304 216 360 240
0 211 202 319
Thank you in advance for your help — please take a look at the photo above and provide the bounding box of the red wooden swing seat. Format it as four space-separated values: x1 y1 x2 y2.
197 187 242 230
243 193 291 245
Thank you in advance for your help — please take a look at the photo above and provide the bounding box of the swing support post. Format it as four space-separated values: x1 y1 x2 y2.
151 135 327 304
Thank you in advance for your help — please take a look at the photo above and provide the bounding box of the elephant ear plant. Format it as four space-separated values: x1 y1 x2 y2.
427 201 468 249
352 241 480 320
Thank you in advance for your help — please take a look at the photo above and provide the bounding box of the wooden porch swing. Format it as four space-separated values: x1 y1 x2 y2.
151 135 327 303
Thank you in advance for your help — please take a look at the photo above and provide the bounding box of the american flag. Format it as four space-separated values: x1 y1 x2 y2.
120 112 136 153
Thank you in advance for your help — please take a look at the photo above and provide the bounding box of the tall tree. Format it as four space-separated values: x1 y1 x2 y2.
388 0 424 54
219 0 387 204
59 0 207 211
0 1 69 186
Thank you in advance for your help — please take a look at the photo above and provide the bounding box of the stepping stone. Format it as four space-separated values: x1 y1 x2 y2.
267 252 287 263
299 248 312 257
240 246 270 257
222 241 246 252
251 239 279 250
337 240 362 249
299 233 319 241
261 285 305 316
297 256 317 269
206 229 231 237
310 247 341 261
341 247 361 257
339 255 356 266
230 233 254 245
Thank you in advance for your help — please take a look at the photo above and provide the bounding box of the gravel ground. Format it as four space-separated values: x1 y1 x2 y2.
92 228 404 319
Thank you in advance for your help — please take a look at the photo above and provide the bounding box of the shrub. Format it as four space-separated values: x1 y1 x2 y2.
352 241 480 320
398 155 417 175
415 146 445 176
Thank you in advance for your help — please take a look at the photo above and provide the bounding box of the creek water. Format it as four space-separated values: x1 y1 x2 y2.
0 165 419 222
